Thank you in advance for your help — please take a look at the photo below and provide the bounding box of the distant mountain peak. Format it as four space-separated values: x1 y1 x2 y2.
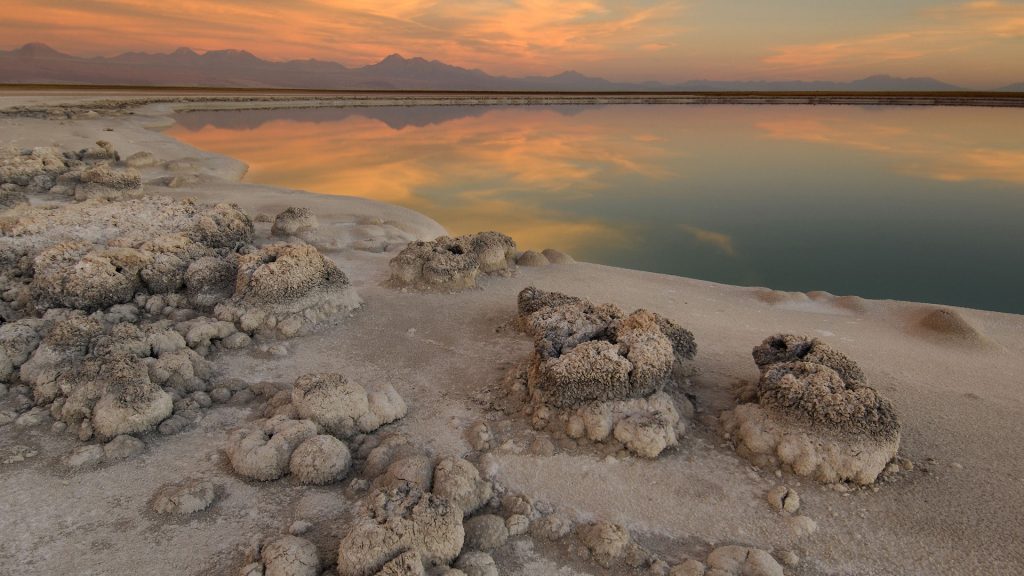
13 42 68 58
171 47 199 57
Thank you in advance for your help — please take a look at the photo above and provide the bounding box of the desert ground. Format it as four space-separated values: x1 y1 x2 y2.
1 90 1022 576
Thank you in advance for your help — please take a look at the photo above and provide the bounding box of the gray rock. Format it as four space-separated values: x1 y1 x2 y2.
65 444 105 468
104 434 145 461
463 514 509 551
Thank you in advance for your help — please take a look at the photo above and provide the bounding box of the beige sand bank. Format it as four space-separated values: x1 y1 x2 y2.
0 91 1022 576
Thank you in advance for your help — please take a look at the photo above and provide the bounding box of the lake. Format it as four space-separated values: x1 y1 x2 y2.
167 104 1024 314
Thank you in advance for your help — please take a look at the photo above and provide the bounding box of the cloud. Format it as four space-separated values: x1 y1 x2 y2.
1 0 689 76
761 1 1024 78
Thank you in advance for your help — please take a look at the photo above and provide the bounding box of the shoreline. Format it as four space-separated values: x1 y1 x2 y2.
2 90 1023 575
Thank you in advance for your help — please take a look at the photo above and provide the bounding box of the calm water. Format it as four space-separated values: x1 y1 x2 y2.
167 105 1024 314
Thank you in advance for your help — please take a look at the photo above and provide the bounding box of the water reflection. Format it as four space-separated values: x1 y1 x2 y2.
167 105 1024 313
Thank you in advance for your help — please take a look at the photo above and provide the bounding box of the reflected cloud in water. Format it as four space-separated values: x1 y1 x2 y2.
167 104 1024 313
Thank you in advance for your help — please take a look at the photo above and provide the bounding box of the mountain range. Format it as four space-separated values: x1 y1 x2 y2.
1 42 1019 92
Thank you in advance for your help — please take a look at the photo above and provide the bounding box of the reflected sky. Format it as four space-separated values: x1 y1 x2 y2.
167 104 1024 314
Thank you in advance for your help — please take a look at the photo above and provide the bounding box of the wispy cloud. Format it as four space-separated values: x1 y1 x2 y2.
762 1 1024 78
2 0 689 75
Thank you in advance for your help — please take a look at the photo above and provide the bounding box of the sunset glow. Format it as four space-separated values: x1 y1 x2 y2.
4 0 1023 88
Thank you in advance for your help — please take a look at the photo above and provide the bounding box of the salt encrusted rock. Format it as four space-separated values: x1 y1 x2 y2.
65 444 105 468
215 243 360 338
531 513 573 541
189 202 254 249
722 335 900 485
123 151 157 168
183 255 237 309
0 319 42 368
289 434 352 485
337 486 465 576
388 232 516 291
374 551 424 576
670 559 706 576
452 552 497 576
91 356 173 439
506 514 530 536
291 373 368 437
362 434 426 479
518 287 694 408
516 250 549 267
80 140 118 162
31 243 151 311
0 146 69 189
0 187 29 210
431 457 492 517
75 164 143 201
271 207 319 237
612 406 681 459
151 478 216 514
541 248 574 264
508 288 695 458
262 535 321 576
463 514 508 551
373 455 435 492
103 434 145 461
578 521 631 567
751 334 864 384
226 417 318 481
291 373 406 437
765 485 800 513
705 546 783 576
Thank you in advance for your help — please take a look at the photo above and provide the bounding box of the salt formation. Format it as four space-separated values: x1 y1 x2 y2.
388 232 516 290
290 373 407 437
0 142 147 201
271 206 319 237
151 478 217 515
0 142 362 457
214 243 361 339
503 287 697 458
336 485 466 576
225 373 405 484
721 334 901 485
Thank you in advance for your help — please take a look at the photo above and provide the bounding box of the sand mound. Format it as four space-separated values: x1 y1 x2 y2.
914 307 986 345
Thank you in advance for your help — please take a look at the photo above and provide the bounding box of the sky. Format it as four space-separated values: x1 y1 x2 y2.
3 0 1023 88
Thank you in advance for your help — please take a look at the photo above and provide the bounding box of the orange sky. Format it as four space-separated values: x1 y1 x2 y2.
4 0 1023 87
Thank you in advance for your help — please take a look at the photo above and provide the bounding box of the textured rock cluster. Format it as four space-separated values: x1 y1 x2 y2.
225 373 406 484
0 143 361 460
388 232 516 291
721 334 901 485
503 287 697 458
1 142 144 201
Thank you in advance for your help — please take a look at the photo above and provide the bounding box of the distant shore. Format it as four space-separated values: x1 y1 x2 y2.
2 84 1024 109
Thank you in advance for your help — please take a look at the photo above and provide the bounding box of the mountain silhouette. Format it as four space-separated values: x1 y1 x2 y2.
0 42 971 92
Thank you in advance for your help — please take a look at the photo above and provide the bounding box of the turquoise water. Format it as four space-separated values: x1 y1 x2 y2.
168 104 1024 314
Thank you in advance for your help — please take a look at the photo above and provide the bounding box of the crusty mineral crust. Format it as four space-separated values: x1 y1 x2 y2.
752 333 865 384
336 486 465 576
722 334 901 485
388 231 516 291
271 206 319 237
516 287 696 409
757 361 899 440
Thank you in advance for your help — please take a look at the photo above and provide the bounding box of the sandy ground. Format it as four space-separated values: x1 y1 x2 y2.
1 91 1022 576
